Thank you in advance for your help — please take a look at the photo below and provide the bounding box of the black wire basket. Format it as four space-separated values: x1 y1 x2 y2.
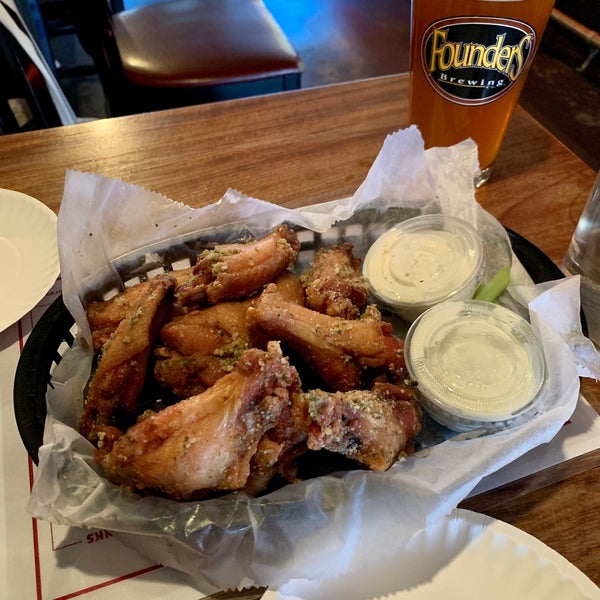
13 226 566 464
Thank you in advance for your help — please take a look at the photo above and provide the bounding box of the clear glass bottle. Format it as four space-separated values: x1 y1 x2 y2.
563 170 600 345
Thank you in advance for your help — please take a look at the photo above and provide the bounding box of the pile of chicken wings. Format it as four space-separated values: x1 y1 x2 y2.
79 225 422 500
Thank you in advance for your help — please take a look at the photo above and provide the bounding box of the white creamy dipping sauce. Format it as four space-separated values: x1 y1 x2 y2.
405 300 547 432
371 228 474 302
363 215 485 321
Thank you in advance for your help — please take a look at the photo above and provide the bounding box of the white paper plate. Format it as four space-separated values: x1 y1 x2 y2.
0 189 59 333
270 509 600 600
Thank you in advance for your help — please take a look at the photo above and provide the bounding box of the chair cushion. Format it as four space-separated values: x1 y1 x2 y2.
113 0 303 88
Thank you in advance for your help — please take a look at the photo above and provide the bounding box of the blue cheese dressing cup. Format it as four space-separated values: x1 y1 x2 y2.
404 300 547 432
362 214 485 322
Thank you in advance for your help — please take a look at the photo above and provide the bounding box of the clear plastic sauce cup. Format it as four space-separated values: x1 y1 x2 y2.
363 214 485 323
404 300 547 432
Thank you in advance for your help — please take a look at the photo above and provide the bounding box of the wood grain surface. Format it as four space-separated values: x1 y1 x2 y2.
1 74 599 587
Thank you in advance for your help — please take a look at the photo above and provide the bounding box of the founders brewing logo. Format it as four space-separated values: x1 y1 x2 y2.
421 16 536 105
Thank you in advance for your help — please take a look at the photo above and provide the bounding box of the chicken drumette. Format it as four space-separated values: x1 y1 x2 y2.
300 243 368 319
294 382 421 471
247 286 407 392
98 342 303 500
174 224 300 308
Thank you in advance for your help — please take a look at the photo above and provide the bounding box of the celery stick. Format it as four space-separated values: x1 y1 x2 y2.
474 266 511 303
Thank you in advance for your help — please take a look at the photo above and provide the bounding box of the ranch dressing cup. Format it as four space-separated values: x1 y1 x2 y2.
362 214 485 323
405 300 547 432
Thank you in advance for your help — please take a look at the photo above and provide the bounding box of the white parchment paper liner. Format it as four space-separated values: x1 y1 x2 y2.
27 126 595 589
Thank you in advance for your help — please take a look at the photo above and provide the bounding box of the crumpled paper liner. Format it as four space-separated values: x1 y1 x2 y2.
27 126 595 590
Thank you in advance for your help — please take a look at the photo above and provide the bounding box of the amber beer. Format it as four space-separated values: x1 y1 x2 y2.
409 0 555 184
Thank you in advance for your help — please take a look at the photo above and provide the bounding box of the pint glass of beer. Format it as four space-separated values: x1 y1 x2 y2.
409 0 555 185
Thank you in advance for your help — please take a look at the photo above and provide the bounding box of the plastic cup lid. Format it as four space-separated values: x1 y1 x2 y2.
405 300 547 424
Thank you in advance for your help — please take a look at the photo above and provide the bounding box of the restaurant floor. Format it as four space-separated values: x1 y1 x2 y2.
53 0 600 172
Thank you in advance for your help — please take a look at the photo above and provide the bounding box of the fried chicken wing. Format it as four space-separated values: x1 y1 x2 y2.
174 225 300 308
154 272 305 398
98 342 302 500
79 275 175 444
247 287 407 392
154 298 251 398
294 383 421 471
86 267 195 351
300 243 368 319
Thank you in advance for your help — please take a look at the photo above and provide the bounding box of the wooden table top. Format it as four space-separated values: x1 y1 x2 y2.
2 73 599 587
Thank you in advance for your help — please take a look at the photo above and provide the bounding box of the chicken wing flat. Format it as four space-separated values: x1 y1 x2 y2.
79 275 175 444
154 298 252 398
300 243 368 319
98 342 302 500
154 272 305 398
247 286 407 392
86 267 195 351
294 383 421 471
174 225 301 308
